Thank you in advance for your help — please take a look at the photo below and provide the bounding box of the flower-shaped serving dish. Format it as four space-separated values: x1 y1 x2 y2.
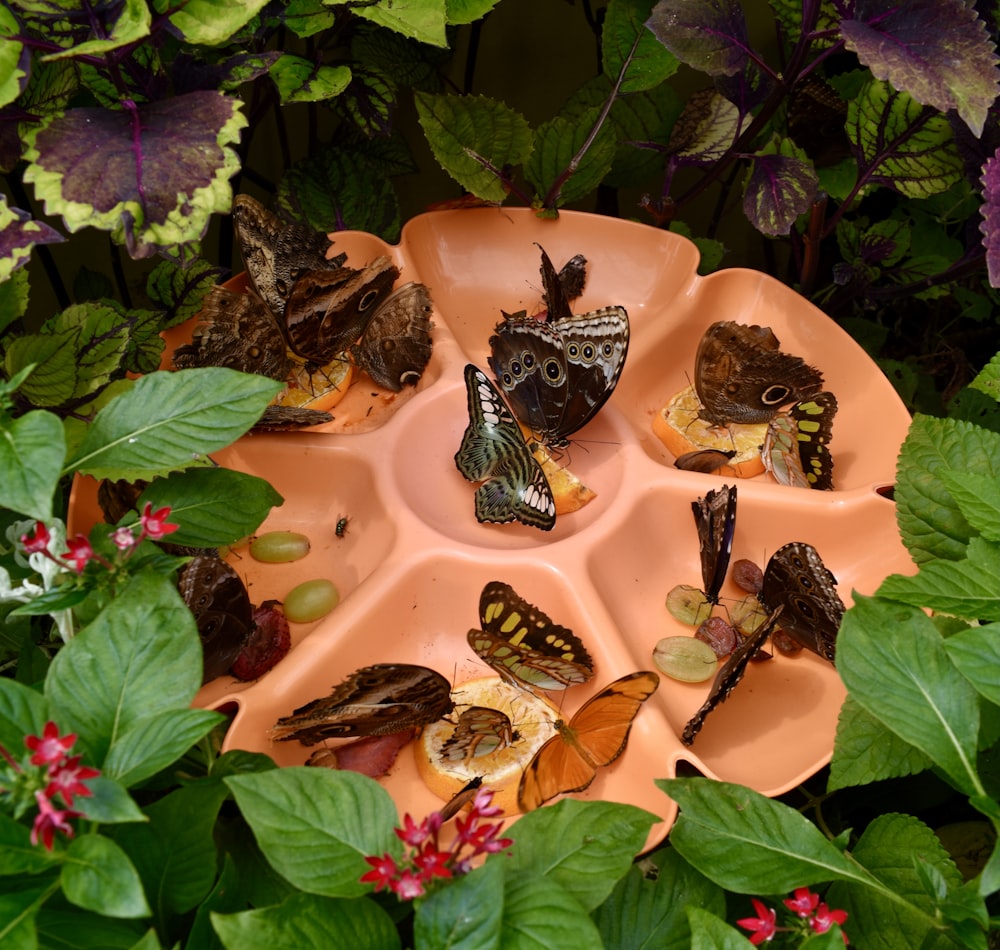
70 208 914 842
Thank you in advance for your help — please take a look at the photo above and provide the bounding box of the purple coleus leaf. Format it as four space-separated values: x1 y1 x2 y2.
22 90 246 259
646 0 751 77
742 141 819 237
0 194 64 282
841 0 1000 137
979 148 1000 288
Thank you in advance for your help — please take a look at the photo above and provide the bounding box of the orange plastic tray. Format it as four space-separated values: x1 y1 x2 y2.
70 208 914 841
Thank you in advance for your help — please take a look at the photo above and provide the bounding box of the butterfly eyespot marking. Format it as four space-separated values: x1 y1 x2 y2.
580 342 597 361
543 358 563 381
761 384 793 405
521 352 536 370
358 288 381 311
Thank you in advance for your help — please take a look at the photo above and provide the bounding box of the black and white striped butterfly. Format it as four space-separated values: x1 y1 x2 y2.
455 364 557 531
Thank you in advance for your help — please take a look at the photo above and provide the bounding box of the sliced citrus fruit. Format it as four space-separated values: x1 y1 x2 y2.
653 384 767 478
273 354 355 413
520 426 597 514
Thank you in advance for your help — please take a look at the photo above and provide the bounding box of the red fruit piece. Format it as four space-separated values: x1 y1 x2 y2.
305 729 415 778
731 558 764 593
230 600 291 680
695 615 739 657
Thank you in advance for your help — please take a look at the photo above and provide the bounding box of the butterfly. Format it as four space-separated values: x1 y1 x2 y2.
454 364 557 531
177 555 253 683
517 670 660 811
759 542 845 663
692 484 737 605
468 581 594 691
488 305 629 449
537 244 587 321
681 607 783 746
694 321 824 426
269 663 455 745
440 706 518 762
763 393 838 490
674 448 737 474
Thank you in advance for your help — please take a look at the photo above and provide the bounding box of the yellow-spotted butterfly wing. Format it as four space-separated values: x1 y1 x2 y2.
517 671 660 811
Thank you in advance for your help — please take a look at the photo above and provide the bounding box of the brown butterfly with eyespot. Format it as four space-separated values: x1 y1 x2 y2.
694 321 823 426
269 663 455 745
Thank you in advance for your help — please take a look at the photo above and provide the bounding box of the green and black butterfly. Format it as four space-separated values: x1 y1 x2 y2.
468 581 594 691
763 392 837 490
454 363 557 531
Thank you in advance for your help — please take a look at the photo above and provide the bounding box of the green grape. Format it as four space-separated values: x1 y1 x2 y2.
284 579 339 623
250 531 311 563
652 636 718 682
665 584 713 625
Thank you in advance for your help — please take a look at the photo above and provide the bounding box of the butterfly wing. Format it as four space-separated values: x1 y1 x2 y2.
764 393 837 490
691 484 737 604
270 663 454 744
469 581 594 690
681 608 782 746
454 364 556 531
350 282 434 391
760 542 844 662
517 671 659 811
536 244 575 323
440 706 515 762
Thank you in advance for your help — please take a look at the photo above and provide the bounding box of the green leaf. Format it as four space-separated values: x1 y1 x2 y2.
499 869 603 949
938 470 1000 542
114 781 230 920
23 92 247 259
102 708 224 788
0 882 50 949
445 0 500 25
686 905 755 950
415 91 533 203
41 303 132 404
828 694 931 791
353 0 448 47
0 813 60 875
45 572 202 764
525 107 618 208
602 0 679 93
75 777 147 825
0 195 65 281
593 846 725 949
0 6 27 110
5 330 81 407
878 536 1000 620
742 138 819 236
0 677 50 756
659 777 867 892
414 857 502 950
944 623 1000 706
135 468 283 548
226 768 400 897
506 799 657 911
0 409 64 520
970 352 1000 403
0 267 29 336
895 415 1000 562
212 890 400 950
847 80 962 200
155 0 270 46
826 813 963 950
269 55 351 104
62 834 150 918
837 595 981 796
63 368 282 481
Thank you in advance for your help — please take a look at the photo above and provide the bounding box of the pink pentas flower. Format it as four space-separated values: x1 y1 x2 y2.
395 813 430 847
140 503 179 540
413 842 453 881
45 755 100 807
109 526 137 551
737 898 778 945
811 902 849 941
25 721 77 766
20 521 51 555
469 786 503 819
30 789 79 851
391 867 426 900
784 886 820 918
360 853 399 892
64 535 94 573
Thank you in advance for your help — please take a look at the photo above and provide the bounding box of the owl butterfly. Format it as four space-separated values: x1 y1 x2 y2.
517 671 660 812
759 542 845 663
763 393 838 491
454 364 557 531
468 581 594 692
177 555 253 683
694 321 824 426
536 244 587 322
269 663 455 745
681 607 783 746
692 484 737 605
440 706 518 762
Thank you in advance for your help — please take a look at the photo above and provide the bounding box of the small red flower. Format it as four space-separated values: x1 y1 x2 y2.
811 902 849 942
140 503 179 540
21 521 51 555
737 898 778 945
413 842 454 881
360 853 399 892
395 812 430 847
30 790 79 851
468 786 503 818
390 867 426 900
45 755 100 807
784 886 819 918
25 721 76 766
64 535 94 573
109 526 137 551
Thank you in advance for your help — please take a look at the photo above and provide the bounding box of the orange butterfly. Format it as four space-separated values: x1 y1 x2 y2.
517 670 659 812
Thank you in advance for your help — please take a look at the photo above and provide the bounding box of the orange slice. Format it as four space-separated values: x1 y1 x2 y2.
521 426 597 514
273 354 355 413
653 384 767 478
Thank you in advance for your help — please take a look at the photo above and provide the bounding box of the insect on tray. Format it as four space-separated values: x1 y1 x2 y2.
68 208 916 840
